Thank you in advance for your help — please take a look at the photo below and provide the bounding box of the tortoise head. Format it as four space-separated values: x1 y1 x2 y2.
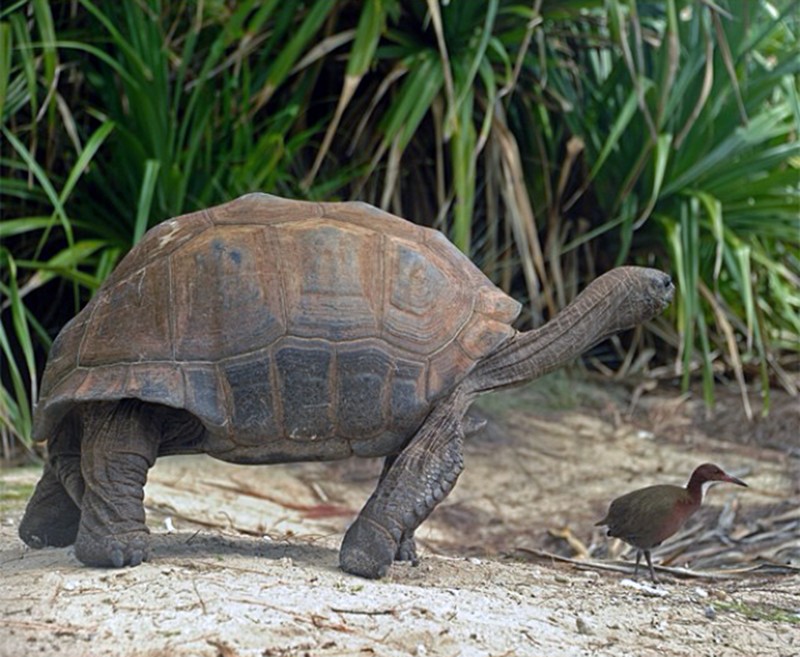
589 266 674 334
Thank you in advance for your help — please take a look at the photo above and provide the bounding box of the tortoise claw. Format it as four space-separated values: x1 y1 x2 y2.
74 531 149 568
129 549 145 567
110 547 124 568
395 533 418 565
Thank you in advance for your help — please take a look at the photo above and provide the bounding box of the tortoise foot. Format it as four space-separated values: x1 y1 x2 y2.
339 517 397 579
395 533 418 565
18 466 81 549
74 529 150 568
19 511 80 549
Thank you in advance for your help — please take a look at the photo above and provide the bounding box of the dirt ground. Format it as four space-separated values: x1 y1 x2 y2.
1 373 798 657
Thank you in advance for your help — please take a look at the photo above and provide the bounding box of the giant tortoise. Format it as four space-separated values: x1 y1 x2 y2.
19 193 674 578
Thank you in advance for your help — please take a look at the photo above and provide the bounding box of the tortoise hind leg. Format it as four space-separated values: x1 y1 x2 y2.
19 464 82 548
74 400 160 568
19 412 85 549
340 392 466 578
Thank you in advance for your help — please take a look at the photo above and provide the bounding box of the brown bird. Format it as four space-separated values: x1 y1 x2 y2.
595 463 747 582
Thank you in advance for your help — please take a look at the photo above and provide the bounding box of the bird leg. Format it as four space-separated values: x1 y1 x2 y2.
643 549 658 583
633 549 659 582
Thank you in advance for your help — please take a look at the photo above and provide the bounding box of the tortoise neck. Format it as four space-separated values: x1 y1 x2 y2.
465 277 624 394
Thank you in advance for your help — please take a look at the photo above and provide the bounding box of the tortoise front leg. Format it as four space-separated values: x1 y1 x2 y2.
375 412 487 567
74 400 159 568
376 454 418 565
340 394 466 578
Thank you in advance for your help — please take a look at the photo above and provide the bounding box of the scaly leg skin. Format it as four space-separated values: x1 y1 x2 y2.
376 454 419 565
340 395 466 579
73 400 159 568
18 463 82 548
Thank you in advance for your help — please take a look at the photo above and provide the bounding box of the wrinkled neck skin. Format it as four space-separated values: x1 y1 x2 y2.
464 277 632 396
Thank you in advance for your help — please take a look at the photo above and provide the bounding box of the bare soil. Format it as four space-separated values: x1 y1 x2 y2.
2 375 798 657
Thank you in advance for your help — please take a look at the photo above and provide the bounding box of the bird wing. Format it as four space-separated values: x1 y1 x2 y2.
604 485 687 548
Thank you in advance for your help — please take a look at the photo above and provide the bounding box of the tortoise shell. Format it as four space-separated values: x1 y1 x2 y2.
36 194 521 461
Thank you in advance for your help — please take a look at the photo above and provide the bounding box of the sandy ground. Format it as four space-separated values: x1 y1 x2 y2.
1 374 798 657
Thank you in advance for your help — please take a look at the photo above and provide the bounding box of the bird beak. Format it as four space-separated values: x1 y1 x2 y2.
724 474 748 487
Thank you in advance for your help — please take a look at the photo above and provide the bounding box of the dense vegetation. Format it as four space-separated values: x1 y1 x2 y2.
2 0 798 456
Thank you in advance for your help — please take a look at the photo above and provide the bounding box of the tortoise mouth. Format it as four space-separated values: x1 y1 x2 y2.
664 276 675 302
655 273 675 309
